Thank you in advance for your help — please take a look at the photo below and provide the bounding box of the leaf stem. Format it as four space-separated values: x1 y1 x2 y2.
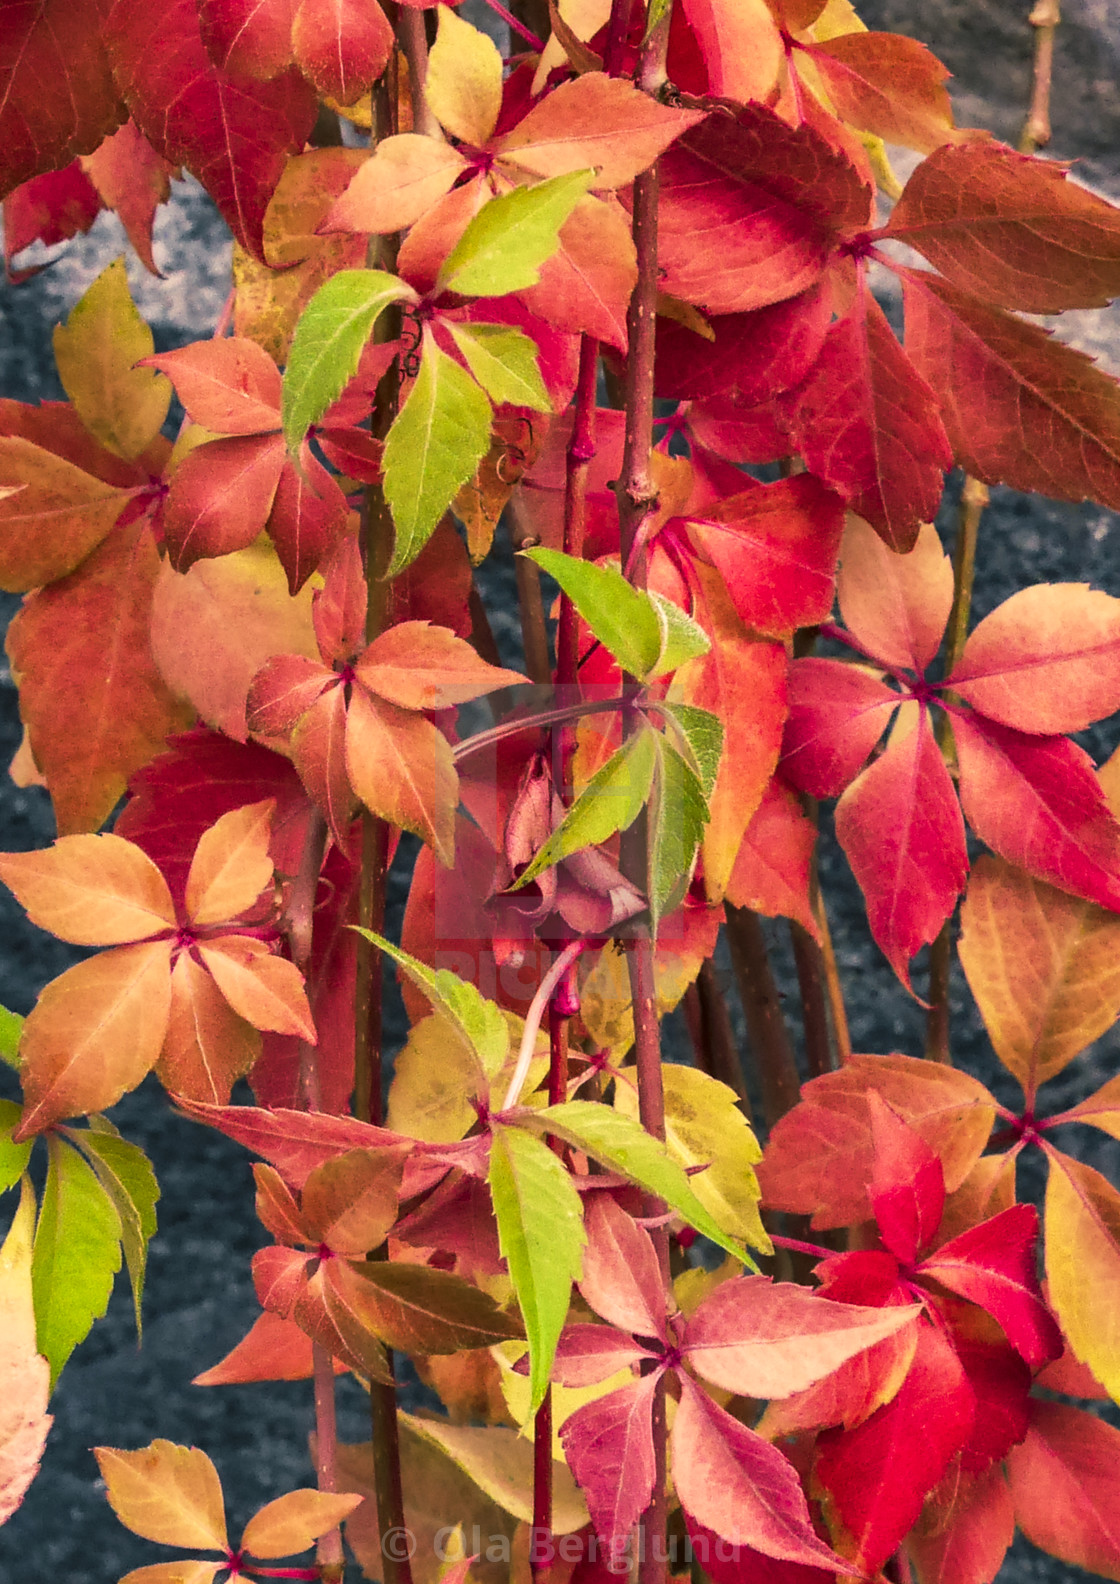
285 809 329 1110
311 1341 346 1581
813 885 851 1064
501 938 586 1111
452 695 629 764
483 0 547 48
725 906 801 1127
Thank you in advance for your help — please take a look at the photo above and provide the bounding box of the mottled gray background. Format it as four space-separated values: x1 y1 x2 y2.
1 0 1119 1577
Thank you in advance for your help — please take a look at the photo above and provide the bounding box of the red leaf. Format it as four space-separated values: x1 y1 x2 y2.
105 0 316 259
953 1335 1032 1473
1006 1400 1120 1579
247 655 335 737
517 194 637 353
917 1205 1062 1368
268 446 350 595
193 1309 343 1385
813 1322 975 1574
560 1375 659 1553
199 0 298 79
291 0 393 105
780 658 899 799
655 285 831 404
888 141 1120 313
836 516 954 675
577 1192 668 1340
3 162 102 275
81 119 175 276
144 338 282 434
789 283 951 550
0 0 123 200
902 268 1120 511
671 1376 842 1569
725 775 818 938
834 702 968 988
313 535 367 664
163 434 286 570
673 0 782 104
684 1520 833 1584
292 686 353 845
904 1463 1014 1584
952 710 1120 910
684 474 844 638
866 1091 946 1263
550 1323 657 1388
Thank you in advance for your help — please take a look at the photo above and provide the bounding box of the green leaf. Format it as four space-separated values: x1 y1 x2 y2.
658 702 723 798
489 1124 584 1414
439 171 594 298
0 1099 32 1196
352 928 510 1076
447 324 552 413
646 734 708 933
33 1135 122 1388
521 548 663 678
70 1117 159 1339
527 1100 754 1268
382 329 493 576
281 268 417 450
0 1002 23 1069
512 727 657 891
648 592 710 677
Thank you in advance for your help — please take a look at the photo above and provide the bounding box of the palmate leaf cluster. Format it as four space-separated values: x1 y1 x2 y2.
2 1 1120 1582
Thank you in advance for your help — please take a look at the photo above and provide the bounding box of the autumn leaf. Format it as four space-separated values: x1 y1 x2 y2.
0 1179 52 1525
1043 1147 1120 1403
239 1488 363 1559
1006 1401 1120 1580
95 1439 229 1550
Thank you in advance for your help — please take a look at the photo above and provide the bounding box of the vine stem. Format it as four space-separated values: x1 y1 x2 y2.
1020 0 1061 153
557 337 600 691
312 1343 345 1581
501 938 586 1111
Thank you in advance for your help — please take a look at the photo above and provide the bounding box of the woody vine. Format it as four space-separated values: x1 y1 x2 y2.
2 0 1120 1582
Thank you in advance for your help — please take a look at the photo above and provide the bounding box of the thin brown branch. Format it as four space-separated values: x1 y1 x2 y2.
510 498 553 686
398 7 442 140
813 885 851 1064
725 905 801 1128
1020 0 1061 152
789 921 833 1079
312 1343 346 1581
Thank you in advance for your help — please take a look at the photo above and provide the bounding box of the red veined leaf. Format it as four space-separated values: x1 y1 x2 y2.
143 338 281 434
0 436 136 592
298 1148 406 1256
193 1309 344 1385
953 1334 1032 1473
756 1318 920 1439
933 1153 1017 1250
254 1245 392 1383
291 0 393 104
682 1273 920 1397
0 833 173 946
198 0 298 78
550 1324 658 1388
247 656 335 738
834 702 968 989
757 1053 997 1229
198 936 315 1040
789 283 951 551
184 800 275 926
779 658 899 799
81 119 175 277
813 1249 908 1308
887 141 1120 313
345 689 458 864
163 433 287 570
355 622 524 711
802 32 956 154
836 516 954 675
3 163 103 280
675 0 782 104
865 1091 946 1262
577 1192 669 1340
813 1322 975 1574
517 194 638 352
948 583 1120 734
952 711 1120 911
267 445 350 596
291 685 353 846
15 941 174 1139
560 1374 660 1553
1006 1400 1120 1580
312 534 367 664
105 0 316 260
159 949 261 1105
902 268 1120 511
654 284 831 404
671 1375 843 1569
725 774 819 937
254 1164 307 1247
683 1518 834 1584
904 1463 1014 1584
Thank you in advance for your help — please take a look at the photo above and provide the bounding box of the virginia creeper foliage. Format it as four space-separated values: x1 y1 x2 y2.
2 0 1120 1582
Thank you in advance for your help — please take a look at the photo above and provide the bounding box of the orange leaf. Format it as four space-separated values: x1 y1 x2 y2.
0 436 133 592
678 0 782 105
806 31 957 155
0 1179 52 1526
725 775 818 938
192 1310 342 1386
158 951 261 1105
143 337 281 434
0 833 174 945
518 193 638 352
184 800 276 926
837 515 954 676
16 941 173 1138
291 685 353 846
199 936 315 1040
1051 1072 1120 1142
240 1487 363 1558
904 1463 1014 1584
324 134 467 235
299 1148 406 1257
254 1165 308 1247
756 1318 919 1439
7 518 193 834
958 855 1120 1100
1007 1401 1120 1579
163 434 287 571
81 119 175 277
118 1563 223 1584
345 689 458 864
1044 1148 1120 1403
95 1439 228 1550
355 621 523 710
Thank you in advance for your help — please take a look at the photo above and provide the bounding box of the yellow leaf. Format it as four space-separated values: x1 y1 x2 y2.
399 1413 588 1535
387 1014 489 1143
579 941 699 1055
425 7 503 147
240 1488 363 1558
118 1564 223 1584
95 1439 228 1551
184 800 276 926
52 259 171 461
1045 1149 1120 1404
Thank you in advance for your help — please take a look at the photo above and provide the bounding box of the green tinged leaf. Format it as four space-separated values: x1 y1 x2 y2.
658 702 723 798
646 735 708 933
0 1002 22 1069
439 172 594 297
512 727 657 890
528 1100 754 1268
0 1099 32 1195
71 1117 159 1339
352 928 510 1075
522 548 663 678
447 324 552 413
383 330 493 576
33 1135 122 1388
648 592 710 677
489 1124 584 1414
281 268 417 450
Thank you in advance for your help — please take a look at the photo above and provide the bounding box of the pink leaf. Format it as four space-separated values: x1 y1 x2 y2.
780 658 899 799
560 1375 660 1553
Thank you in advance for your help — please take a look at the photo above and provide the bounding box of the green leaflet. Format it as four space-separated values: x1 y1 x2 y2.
0 1098 32 1195
352 928 510 1077
522 548 663 679
646 734 709 933
382 330 493 576
439 171 594 298
489 1124 585 1414
0 1002 22 1068
648 591 711 678
447 324 551 413
281 268 417 451
34 1135 122 1389
657 702 723 799
512 726 657 891
528 1100 755 1269
71 1117 159 1339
